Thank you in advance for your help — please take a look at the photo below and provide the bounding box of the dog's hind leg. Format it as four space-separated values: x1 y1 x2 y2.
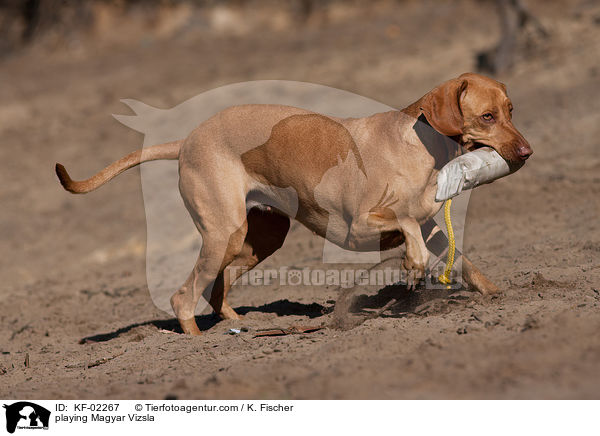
212 208 291 320
170 177 250 334
170 218 248 335
461 255 500 295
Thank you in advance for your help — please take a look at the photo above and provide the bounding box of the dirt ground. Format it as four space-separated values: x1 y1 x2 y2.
1 0 599 399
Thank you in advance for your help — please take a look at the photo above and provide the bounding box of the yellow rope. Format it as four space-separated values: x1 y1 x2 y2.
438 198 455 287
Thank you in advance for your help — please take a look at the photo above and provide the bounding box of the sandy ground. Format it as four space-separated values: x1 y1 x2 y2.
1 0 599 399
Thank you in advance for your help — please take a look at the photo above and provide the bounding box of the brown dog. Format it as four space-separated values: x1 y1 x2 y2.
56 72 532 335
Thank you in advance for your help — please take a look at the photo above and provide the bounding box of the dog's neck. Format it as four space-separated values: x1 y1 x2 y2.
401 101 462 169
400 99 423 119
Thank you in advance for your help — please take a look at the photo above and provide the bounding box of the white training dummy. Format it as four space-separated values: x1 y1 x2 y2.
436 147 517 202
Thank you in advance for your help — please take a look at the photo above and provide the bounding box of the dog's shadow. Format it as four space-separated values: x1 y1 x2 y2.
79 299 332 344
334 281 474 331
79 285 470 343
236 299 331 318
349 283 460 316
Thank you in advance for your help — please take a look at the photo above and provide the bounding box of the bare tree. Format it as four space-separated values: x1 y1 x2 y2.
477 0 548 74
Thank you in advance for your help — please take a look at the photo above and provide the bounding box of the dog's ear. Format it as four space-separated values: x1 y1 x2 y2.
420 78 468 137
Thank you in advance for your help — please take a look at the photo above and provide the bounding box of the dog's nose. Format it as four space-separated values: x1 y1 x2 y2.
517 144 533 160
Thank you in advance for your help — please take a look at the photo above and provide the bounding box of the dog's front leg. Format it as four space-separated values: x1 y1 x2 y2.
365 209 428 290
399 218 429 291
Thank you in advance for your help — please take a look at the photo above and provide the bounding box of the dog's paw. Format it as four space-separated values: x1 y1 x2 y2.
406 270 423 291
403 258 425 291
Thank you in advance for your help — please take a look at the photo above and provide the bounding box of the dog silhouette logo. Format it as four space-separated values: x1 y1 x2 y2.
3 402 50 433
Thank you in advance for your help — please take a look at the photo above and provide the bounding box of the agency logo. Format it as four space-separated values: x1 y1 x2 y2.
2 402 50 434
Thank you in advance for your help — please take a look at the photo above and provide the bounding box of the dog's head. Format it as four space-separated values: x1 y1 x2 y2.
420 72 532 164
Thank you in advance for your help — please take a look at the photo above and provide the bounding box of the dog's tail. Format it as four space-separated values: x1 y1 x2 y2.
55 140 182 194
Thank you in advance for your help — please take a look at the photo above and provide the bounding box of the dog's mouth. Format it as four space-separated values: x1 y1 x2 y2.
461 141 496 159
462 140 526 169
463 141 488 152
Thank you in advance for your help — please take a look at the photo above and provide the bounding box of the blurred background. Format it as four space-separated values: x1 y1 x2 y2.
1 0 599 399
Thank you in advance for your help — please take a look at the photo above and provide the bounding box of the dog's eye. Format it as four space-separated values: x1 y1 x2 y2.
481 113 494 122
